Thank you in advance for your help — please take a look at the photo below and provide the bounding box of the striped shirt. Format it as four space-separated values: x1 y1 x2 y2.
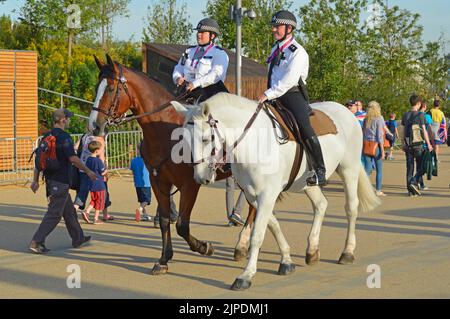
355 110 367 127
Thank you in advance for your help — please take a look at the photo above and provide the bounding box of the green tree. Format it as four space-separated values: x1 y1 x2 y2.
298 0 367 102
360 0 424 115
0 15 20 48
142 0 192 44
419 40 449 98
108 40 142 70
204 0 292 63
18 0 103 58
96 0 131 50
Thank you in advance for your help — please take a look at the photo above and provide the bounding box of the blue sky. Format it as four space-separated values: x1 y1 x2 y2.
1 0 449 45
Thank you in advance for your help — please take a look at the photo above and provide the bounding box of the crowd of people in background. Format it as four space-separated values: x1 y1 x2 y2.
346 94 445 198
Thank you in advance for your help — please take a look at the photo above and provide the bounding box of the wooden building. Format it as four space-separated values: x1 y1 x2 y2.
0 50 38 171
142 43 267 100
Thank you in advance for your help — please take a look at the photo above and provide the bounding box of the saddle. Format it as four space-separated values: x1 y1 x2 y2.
264 101 338 191
265 101 338 143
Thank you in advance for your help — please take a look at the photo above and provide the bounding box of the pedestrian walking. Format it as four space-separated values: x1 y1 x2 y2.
29 109 95 253
362 101 386 196
81 141 108 225
130 143 153 222
385 113 399 160
428 98 446 159
401 94 433 196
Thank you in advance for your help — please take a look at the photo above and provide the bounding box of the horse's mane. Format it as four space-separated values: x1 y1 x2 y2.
125 66 173 96
128 67 159 83
192 93 257 121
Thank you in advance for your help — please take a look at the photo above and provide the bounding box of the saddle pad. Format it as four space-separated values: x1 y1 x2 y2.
267 104 338 142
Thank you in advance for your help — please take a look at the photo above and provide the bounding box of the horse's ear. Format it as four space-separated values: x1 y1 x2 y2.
106 54 114 67
171 101 190 117
171 101 187 112
94 55 104 70
106 54 118 75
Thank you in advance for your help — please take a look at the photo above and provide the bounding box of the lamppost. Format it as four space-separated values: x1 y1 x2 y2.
229 0 256 96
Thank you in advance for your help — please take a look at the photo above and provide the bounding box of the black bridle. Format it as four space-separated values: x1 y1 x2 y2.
191 102 265 173
189 114 226 171
91 64 134 126
91 63 189 127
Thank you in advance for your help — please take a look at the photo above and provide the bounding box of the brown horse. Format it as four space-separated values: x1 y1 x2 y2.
89 55 256 275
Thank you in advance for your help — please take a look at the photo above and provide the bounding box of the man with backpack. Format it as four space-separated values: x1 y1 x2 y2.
29 109 97 254
401 94 433 197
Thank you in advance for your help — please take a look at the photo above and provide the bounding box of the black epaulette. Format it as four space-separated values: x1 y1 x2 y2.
215 46 224 51
288 44 297 52
181 48 192 65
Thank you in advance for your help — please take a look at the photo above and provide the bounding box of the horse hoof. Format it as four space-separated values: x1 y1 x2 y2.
230 278 252 291
338 252 355 265
305 250 320 266
277 263 296 276
202 242 214 256
234 248 248 261
150 263 168 275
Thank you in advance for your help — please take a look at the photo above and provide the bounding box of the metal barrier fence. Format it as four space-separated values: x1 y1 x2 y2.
0 131 143 185
0 137 35 185
105 131 143 171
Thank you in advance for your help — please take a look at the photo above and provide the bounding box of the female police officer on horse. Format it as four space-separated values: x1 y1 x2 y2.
173 18 229 103
173 18 247 226
257 10 327 187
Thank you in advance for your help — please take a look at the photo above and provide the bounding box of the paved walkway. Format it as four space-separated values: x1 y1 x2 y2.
1 148 449 298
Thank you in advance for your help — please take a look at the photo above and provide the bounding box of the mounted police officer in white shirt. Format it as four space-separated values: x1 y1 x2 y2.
257 10 327 187
173 18 229 103
173 18 246 226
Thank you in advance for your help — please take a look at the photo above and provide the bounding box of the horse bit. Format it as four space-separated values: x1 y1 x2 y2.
192 102 264 173
190 114 227 172
91 64 134 127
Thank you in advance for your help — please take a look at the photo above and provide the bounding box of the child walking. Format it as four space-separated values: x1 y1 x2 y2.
130 143 152 222
385 113 399 160
82 141 107 225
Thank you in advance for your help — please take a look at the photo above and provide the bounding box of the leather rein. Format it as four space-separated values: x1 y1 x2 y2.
189 102 265 172
91 64 189 126
90 65 266 188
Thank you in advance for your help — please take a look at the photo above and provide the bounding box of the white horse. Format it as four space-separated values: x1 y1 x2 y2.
172 93 380 290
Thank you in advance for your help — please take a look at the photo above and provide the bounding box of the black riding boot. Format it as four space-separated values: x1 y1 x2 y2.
304 135 327 187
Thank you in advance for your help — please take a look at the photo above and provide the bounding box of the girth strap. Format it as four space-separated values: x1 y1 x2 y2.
283 142 303 192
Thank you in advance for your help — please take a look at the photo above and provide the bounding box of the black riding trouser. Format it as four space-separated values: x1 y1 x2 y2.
185 81 229 103
277 90 315 140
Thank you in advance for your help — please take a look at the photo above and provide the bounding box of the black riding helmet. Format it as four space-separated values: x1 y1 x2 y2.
194 18 220 36
270 10 297 29
271 10 297 42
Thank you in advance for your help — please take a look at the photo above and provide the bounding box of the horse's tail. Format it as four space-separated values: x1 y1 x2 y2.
357 164 381 213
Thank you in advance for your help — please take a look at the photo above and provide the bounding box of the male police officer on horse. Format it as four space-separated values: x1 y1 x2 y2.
257 10 327 187
173 18 229 103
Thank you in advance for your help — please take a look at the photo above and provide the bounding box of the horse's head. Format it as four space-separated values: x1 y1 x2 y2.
89 54 134 136
172 101 223 185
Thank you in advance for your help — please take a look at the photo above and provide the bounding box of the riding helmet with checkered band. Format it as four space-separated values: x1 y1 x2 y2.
194 18 220 36
270 10 297 29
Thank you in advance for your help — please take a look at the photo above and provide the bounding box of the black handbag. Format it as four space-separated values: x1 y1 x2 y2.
69 164 80 191
69 134 85 191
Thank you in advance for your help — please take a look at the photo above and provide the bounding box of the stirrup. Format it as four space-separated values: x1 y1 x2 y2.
306 171 328 187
